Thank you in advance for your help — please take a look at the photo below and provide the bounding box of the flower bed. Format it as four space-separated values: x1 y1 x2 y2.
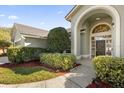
0 59 80 84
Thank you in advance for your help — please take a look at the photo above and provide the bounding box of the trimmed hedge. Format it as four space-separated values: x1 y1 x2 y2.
40 53 76 71
93 56 124 87
7 47 47 64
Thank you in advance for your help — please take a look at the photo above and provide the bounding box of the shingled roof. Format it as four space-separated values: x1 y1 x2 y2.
14 23 48 37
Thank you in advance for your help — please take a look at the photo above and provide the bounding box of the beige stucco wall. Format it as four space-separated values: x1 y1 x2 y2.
70 5 124 57
71 6 92 56
24 37 47 48
112 5 124 57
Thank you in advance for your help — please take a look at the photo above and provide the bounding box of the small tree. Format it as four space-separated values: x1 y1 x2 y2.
0 28 11 54
47 27 70 53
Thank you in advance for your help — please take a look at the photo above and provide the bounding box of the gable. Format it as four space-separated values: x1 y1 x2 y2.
65 5 82 22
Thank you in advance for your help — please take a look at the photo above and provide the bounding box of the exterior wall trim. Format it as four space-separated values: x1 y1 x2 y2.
65 5 79 21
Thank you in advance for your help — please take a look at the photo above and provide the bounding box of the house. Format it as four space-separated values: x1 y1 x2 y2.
11 23 48 48
65 5 124 59
11 23 71 49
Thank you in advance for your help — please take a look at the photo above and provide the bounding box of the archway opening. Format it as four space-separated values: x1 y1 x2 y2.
74 6 120 59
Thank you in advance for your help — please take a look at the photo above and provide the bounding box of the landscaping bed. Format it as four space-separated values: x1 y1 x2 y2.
92 56 124 88
0 60 80 84
0 60 80 72
4 47 79 84
86 78 112 88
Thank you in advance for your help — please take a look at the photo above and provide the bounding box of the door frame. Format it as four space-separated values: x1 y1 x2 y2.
90 22 112 58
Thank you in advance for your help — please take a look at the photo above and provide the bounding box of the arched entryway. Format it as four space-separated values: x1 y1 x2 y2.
73 6 120 59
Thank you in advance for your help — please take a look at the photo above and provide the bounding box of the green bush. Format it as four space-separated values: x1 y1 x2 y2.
93 56 124 87
47 27 71 53
40 53 76 71
7 47 47 64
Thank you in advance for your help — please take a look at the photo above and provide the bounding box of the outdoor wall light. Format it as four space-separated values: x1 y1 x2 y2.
96 17 101 20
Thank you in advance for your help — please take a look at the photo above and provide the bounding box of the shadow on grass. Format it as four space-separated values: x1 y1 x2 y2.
11 67 47 75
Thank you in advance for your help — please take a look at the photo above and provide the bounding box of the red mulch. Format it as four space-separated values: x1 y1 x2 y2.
86 80 112 88
0 60 81 74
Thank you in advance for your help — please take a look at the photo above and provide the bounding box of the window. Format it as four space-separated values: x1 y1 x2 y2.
92 24 110 33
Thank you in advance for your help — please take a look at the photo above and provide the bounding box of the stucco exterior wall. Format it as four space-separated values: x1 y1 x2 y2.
112 5 124 57
80 23 90 56
71 5 93 56
24 37 47 48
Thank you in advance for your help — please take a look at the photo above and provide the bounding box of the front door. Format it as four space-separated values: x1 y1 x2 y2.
96 40 105 56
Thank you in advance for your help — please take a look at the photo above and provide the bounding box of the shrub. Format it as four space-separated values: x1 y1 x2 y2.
7 47 47 64
40 53 76 71
47 27 71 53
93 56 124 87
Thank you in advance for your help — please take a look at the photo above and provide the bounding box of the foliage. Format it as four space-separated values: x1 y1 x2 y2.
7 47 47 64
0 40 11 54
40 53 76 71
93 56 124 87
0 67 56 84
0 28 11 41
47 27 70 53
0 28 11 54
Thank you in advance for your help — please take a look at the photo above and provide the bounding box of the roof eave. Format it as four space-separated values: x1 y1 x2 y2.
65 5 80 22
21 34 47 39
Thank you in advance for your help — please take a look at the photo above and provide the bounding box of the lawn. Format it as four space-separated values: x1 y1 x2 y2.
0 66 57 84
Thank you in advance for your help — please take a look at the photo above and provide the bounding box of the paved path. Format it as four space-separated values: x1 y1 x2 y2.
0 56 9 64
0 58 96 88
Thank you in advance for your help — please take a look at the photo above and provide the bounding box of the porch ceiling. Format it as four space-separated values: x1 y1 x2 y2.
87 13 111 23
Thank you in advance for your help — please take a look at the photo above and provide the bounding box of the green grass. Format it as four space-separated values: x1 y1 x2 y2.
0 66 57 84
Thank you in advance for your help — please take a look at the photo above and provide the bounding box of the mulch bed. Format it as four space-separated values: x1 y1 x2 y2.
86 78 112 88
0 60 81 75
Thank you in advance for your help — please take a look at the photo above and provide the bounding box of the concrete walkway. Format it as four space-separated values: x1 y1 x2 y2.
0 58 96 88
0 56 9 64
